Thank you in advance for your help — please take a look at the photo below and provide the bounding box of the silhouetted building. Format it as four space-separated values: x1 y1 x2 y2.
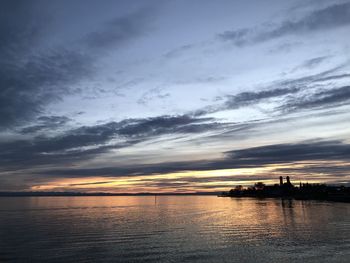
220 176 350 203
286 176 291 185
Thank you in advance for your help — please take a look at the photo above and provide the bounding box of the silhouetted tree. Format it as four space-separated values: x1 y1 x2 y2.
254 182 265 190
235 185 243 191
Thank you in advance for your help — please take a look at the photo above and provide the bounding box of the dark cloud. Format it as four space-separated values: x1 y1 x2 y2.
281 85 350 112
219 2 350 46
275 165 350 177
20 116 72 134
0 0 44 57
218 28 252 46
0 2 154 130
0 1 91 129
137 87 170 105
41 140 350 178
0 48 91 130
225 140 350 165
3 139 349 190
163 44 195 58
83 7 154 49
292 56 330 72
312 73 350 82
0 115 222 171
192 86 302 116
300 56 329 69
68 181 117 187
142 175 273 185
0 138 131 172
224 87 301 109
192 66 348 117
117 115 216 137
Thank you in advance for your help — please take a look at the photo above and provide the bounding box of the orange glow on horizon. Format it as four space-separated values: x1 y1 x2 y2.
30 160 350 193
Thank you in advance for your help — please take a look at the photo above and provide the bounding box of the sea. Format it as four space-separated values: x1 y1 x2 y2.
0 196 349 262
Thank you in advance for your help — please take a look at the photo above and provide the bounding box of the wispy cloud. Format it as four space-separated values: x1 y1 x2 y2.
192 66 350 116
0 115 222 171
40 140 350 179
219 2 350 46
280 85 350 112
20 115 72 134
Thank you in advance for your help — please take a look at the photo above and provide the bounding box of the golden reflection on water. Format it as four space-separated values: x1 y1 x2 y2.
0 196 349 262
8 195 329 231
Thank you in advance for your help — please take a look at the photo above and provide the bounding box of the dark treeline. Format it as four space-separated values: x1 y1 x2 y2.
220 176 350 203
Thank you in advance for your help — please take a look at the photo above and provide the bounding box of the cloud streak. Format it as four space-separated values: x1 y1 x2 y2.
281 85 350 112
41 140 350 178
192 66 350 117
219 2 350 46
0 115 222 171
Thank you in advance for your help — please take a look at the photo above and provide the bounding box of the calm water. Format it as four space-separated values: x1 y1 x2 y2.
0 196 349 263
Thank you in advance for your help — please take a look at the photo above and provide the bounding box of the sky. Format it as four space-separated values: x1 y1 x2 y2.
1 0 350 193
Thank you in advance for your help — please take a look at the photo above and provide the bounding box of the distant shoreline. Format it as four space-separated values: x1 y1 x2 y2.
218 195 350 203
0 192 219 197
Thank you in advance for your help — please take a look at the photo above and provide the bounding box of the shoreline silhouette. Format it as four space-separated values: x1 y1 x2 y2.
219 176 350 203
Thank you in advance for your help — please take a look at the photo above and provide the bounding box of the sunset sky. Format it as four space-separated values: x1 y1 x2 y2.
1 0 350 193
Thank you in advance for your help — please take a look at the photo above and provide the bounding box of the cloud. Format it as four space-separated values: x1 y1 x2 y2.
116 115 216 137
300 56 330 69
83 7 154 50
20 116 72 134
137 87 170 105
0 138 132 172
163 44 195 58
192 86 302 116
224 87 301 109
225 140 350 165
3 96 347 174
0 0 44 56
291 56 330 73
0 1 91 130
41 140 350 178
142 175 274 185
0 48 91 130
0 115 222 171
218 28 252 46
312 73 350 82
281 85 350 112
275 165 350 178
192 66 349 117
219 2 350 46
0 3 154 130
